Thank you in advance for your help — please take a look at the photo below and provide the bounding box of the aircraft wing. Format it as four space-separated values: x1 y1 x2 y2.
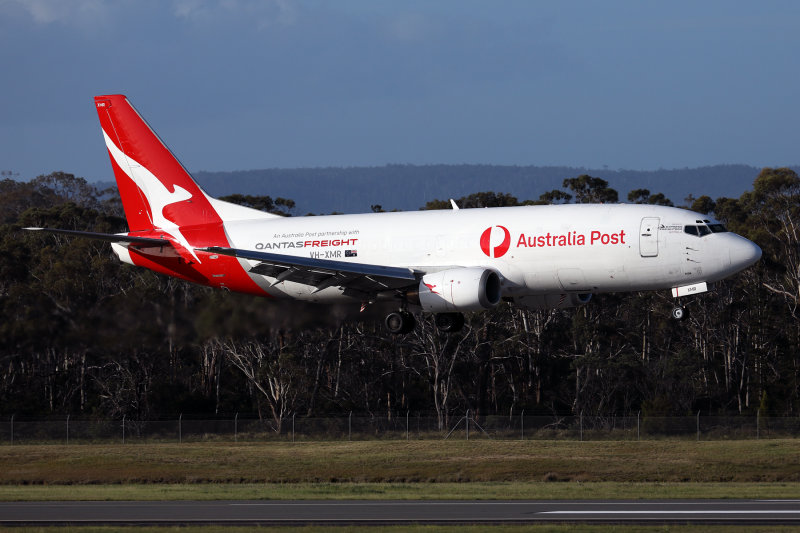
197 246 419 296
23 227 170 247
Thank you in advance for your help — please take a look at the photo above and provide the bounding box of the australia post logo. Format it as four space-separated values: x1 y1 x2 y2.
480 225 627 257
480 226 511 258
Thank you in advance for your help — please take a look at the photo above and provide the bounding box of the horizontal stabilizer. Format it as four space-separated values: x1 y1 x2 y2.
23 227 170 247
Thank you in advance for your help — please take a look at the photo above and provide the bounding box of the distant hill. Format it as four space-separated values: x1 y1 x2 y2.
98 164 793 214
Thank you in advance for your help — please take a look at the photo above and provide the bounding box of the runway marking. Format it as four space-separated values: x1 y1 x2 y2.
230 502 548 506
228 501 762 506
543 510 800 515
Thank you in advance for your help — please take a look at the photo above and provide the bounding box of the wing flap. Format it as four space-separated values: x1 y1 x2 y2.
198 246 419 294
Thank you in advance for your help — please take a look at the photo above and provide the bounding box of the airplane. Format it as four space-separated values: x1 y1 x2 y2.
25 94 762 334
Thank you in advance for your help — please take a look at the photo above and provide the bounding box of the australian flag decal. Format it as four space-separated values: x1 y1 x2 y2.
345 250 358 257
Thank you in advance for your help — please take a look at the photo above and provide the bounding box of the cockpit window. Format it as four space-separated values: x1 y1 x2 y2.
685 223 726 237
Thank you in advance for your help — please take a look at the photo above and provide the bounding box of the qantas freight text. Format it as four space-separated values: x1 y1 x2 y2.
255 238 359 250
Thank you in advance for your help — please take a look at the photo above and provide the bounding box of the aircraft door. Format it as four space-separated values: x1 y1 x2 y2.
639 217 659 257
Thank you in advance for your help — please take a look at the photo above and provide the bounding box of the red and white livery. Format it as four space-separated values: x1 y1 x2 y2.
27 95 762 333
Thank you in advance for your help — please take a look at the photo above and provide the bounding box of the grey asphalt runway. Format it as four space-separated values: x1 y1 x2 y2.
2 499 800 525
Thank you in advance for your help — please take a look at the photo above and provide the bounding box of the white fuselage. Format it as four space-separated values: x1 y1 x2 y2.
220 204 761 304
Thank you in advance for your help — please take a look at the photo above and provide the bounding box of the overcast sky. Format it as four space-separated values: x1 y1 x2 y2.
1 0 799 182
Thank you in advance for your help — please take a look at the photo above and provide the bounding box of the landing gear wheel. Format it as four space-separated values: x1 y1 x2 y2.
385 311 416 334
435 312 465 333
671 306 689 321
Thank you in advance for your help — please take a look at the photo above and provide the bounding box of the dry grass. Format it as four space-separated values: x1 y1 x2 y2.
2 481 800 502
0 439 799 485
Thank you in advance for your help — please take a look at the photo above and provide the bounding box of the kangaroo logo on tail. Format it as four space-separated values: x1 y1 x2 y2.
102 129 200 262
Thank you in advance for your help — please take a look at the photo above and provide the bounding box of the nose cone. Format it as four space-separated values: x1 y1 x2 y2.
729 236 762 271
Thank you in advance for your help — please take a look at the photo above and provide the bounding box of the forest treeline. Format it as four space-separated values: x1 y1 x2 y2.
192 164 775 214
0 169 798 431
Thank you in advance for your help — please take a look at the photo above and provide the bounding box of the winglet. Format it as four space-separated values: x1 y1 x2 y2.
450 199 460 210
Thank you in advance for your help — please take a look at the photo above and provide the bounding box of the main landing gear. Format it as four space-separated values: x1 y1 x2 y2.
435 312 465 333
385 311 416 334
385 310 466 334
384 291 467 334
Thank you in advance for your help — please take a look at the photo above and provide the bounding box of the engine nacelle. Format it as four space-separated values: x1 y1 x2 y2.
413 268 502 313
513 292 592 311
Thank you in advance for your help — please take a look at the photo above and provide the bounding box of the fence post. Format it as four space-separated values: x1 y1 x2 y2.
292 413 295 443
696 411 700 441
10 415 13 445
406 410 409 442
637 411 640 441
757 410 760 440
580 411 583 442
466 409 470 440
521 410 524 441
234 412 238 443
348 411 352 441
179 413 182 444
66 414 70 445
122 415 126 445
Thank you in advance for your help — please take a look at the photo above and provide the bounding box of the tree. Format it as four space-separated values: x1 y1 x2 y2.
405 316 475 430
563 175 618 204
689 195 716 214
421 192 519 210
218 194 295 216
529 190 572 205
628 189 674 206
219 335 303 433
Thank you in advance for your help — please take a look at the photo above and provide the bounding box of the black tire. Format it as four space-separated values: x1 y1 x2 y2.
385 311 416 334
435 312 465 333
672 306 688 321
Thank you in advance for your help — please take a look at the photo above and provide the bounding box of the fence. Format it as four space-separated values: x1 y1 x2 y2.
1 412 798 444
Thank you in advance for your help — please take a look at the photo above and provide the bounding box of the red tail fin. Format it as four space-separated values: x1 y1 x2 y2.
93 94 269 297
94 94 223 234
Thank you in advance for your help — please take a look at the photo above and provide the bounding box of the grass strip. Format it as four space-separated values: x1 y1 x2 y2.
1 481 800 501
1 440 799 484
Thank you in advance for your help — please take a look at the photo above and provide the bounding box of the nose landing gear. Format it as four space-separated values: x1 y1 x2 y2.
671 305 689 321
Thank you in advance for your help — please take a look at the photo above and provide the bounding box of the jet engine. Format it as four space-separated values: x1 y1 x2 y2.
410 267 502 313
513 292 592 310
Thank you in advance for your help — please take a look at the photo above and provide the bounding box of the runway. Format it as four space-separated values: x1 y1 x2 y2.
3 499 800 525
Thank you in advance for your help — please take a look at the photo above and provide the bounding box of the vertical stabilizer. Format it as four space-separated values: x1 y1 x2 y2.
92 94 271 297
94 95 222 235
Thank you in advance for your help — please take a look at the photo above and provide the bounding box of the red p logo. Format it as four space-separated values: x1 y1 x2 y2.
480 226 510 258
